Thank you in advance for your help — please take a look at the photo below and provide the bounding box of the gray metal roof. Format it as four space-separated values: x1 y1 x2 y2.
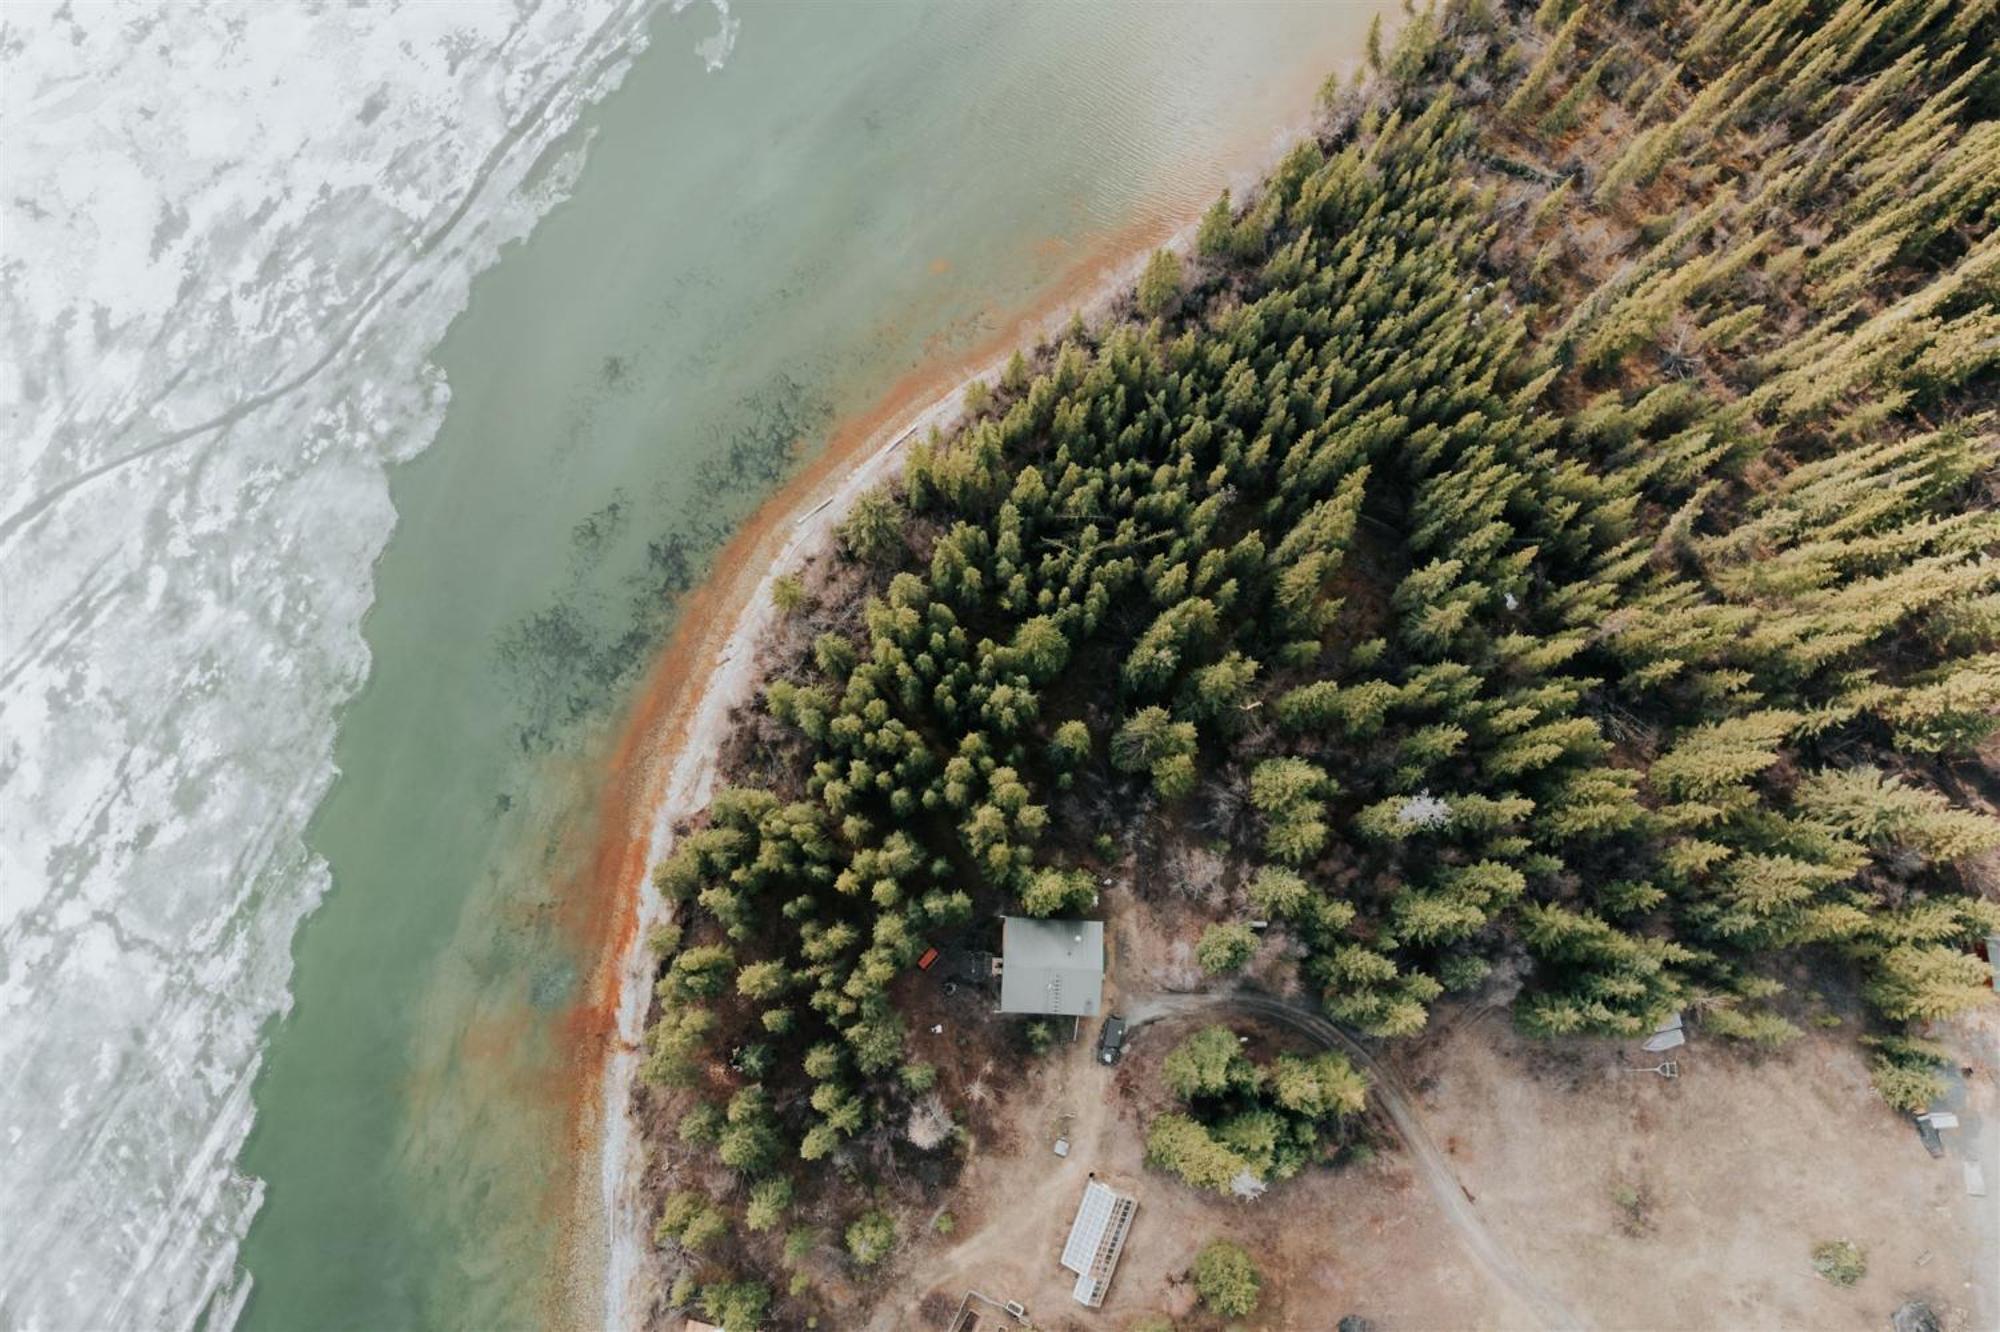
999 916 1104 1016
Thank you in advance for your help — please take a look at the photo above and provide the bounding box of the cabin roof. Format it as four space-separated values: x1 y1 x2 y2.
998 916 1104 1017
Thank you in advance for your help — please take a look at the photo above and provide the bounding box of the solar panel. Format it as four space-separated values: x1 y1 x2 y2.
1060 1182 1114 1273
1060 1181 1138 1308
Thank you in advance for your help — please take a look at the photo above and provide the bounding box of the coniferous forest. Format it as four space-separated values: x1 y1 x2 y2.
638 0 2000 1322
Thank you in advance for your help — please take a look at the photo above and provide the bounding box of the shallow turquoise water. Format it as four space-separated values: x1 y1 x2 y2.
236 3 1388 1327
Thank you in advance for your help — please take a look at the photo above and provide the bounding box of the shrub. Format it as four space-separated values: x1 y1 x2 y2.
1161 1025 1255 1099
1196 922 1259 975
745 1177 792 1231
700 1279 771 1331
782 1226 817 1266
1864 1034 1949 1113
845 1209 898 1265
1146 1113 1249 1194
655 1190 730 1254
1191 1239 1261 1316
1051 718 1094 768
677 1102 723 1145
1811 1239 1866 1287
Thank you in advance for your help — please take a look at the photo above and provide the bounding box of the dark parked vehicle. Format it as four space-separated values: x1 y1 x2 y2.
1917 1117 1945 1158
1097 1014 1127 1065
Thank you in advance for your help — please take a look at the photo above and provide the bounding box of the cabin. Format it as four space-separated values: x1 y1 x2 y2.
996 916 1104 1017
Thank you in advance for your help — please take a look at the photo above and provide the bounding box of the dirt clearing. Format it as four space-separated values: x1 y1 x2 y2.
882 1000 1992 1331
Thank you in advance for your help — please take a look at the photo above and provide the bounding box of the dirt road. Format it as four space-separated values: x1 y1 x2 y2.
1126 990 1588 1332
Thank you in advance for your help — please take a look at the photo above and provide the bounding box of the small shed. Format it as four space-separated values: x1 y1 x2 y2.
997 916 1104 1017
1061 1179 1138 1307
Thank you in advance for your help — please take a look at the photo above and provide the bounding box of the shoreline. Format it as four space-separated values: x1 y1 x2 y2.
566 62 1375 1329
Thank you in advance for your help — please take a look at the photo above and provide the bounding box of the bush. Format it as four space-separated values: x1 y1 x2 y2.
1610 1179 1652 1236
745 1177 792 1231
655 1189 730 1254
1051 718 1093 767
1021 865 1098 917
1161 1025 1255 1099
678 1101 723 1145
1191 1239 1261 1316
845 1209 899 1265
1146 1113 1249 1194
782 1226 817 1265
1865 1034 1949 1113
700 1279 771 1331
1811 1238 1866 1287
1196 922 1259 975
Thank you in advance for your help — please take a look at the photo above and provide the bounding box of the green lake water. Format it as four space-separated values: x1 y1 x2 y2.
236 3 1390 1327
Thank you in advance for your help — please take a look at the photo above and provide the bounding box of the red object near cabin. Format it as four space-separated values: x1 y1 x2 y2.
917 947 940 972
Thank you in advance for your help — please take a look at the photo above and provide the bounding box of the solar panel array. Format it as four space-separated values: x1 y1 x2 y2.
1059 1181 1138 1308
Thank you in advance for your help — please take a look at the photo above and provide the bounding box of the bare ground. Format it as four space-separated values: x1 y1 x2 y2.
877 982 1995 1332
1393 1010 1991 1332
